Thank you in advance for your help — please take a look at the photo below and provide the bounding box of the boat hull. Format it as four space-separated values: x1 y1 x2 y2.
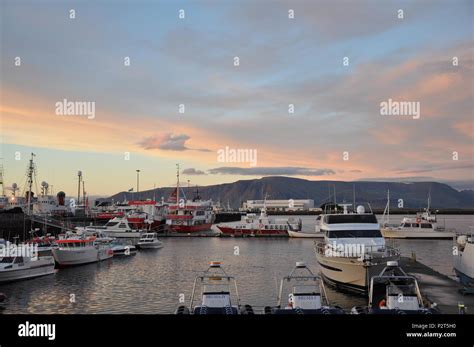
288 230 324 238
217 226 288 237
315 251 399 294
136 242 163 249
0 257 55 283
169 223 213 233
52 247 113 267
381 228 454 239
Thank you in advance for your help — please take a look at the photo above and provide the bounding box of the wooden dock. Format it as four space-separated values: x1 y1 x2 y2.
400 256 474 314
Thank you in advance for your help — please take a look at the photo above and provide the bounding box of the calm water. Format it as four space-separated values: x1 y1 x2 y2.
1 215 472 314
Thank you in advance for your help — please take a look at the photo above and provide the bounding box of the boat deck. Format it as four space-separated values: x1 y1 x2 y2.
400 256 474 314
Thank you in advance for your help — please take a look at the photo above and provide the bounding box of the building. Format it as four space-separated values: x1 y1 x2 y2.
241 199 314 212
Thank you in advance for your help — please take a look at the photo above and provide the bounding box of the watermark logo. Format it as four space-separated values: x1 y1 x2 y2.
55 98 95 119
324 242 366 260
18 321 55 341
380 98 420 119
0 242 38 260
217 146 257 167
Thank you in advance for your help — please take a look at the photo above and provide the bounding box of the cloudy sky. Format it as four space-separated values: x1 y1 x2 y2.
1 0 473 196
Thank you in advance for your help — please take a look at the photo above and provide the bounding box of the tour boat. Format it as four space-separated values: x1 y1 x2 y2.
315 204 400 294
351 261 439 314
175 262 253 315
264 262 345 314
217 201 301 237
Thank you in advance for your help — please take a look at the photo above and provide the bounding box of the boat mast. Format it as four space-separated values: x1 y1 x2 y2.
26 153 35 217
176 164 180 207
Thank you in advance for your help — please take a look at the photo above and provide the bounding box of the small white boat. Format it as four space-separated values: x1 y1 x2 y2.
288 216 324 238
52 237 113 267
453 233 474 294
264 262 345 314
0 251 55 283
351 261 439 314
175 261 253 315
110 239 137 256
136 233 163 249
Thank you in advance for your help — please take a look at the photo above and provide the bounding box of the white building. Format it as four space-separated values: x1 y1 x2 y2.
241 199 314 212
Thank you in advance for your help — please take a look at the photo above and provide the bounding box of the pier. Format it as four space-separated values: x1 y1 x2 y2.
400 256 474 314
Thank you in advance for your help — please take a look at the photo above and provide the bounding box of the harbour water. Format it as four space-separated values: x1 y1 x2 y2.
0 215 472 314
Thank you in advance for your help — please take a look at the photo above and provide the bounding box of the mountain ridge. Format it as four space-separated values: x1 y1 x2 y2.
108 176 474 209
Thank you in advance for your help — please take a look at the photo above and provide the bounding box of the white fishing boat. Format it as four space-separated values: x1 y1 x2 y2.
453 233 474 294
52 236 113 267
136 233 163 249
351 261 439 314
0 240 55 283
175 262 254 315
381 191 455 239
314 204 400 294
264 262 345 314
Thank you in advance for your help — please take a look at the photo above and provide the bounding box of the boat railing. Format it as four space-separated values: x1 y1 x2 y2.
314 241 400 259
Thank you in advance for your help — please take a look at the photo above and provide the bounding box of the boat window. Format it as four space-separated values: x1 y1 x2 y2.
105 222 119 227
420 224 432 229
119 224 127 228
0 257 15 263
324 214 378 224
327 229 382 238
413 224 420 228
402 223 410 228
14 257 24 264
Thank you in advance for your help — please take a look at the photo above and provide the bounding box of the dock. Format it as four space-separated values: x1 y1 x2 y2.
400 256 474 314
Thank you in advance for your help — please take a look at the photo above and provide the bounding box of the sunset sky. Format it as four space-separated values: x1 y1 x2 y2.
1 0 473 196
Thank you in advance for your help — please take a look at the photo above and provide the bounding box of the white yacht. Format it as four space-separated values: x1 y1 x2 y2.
136 233 163 249
453 233 474 294
75 217 143 244
52 236 113 267
314 204 400 294
264 262 345 314
175 262 254 315
351 261 438 314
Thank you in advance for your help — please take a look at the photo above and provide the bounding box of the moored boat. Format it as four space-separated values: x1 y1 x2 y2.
52 236 113 267
315 204 400 294
264 262 345 314
351 261 439 314
0 240 55 283
136 233 163 249
175 261 253 315
453 233 474 294
381 191 455 239
217 201 300 237
165 166 215 233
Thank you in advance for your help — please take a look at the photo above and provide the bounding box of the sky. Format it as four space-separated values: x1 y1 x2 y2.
0 0 473 196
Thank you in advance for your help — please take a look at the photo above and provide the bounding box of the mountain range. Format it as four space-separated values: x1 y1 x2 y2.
108 176 474 209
